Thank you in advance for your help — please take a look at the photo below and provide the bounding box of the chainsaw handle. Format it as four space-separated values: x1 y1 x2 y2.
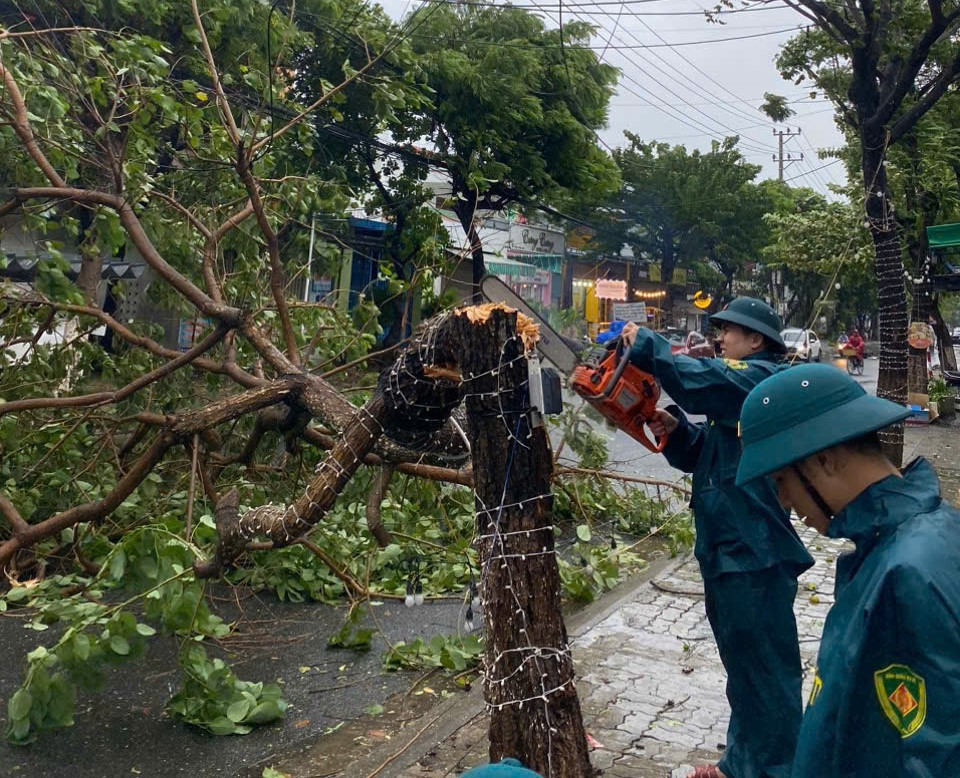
605 343 669 453
600 338 631 400
637 427 669 454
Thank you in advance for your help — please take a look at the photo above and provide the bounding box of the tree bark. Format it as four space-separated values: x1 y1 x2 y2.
455 191 486 303
449 307 592 778
365 465 395 547
899 132 938 395
194 394 388 576
862 140 908 464
931 305 957 371
75 210 103 306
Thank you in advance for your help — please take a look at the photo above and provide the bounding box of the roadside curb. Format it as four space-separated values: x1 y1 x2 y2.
355 551 693 778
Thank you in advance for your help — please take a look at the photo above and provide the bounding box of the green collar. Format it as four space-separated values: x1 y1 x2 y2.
827 458 941 545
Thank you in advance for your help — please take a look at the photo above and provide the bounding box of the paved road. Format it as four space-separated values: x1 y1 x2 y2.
0 588 468 778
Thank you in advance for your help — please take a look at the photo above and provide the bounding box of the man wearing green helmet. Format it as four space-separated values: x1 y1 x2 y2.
736 363 960 777
622 298 813 778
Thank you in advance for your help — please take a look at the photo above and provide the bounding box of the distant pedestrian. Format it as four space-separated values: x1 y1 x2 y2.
737 363 960 777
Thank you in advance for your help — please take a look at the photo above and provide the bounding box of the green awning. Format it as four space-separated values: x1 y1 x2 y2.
927 222 960 249
486 258 537 277
506 252 564 273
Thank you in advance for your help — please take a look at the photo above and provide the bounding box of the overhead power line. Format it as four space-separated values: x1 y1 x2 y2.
408 0 791 15
784 159 841 183
406 25 802 48
523 0 778 154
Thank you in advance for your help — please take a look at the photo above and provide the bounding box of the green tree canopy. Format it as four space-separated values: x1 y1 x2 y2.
606 134 767 303
392 4 620 294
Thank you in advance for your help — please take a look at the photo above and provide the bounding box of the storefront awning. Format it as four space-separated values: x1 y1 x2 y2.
486 257 538 277
927 222 960 250
506 252 564 273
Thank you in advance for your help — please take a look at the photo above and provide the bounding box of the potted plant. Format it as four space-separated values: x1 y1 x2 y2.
929 375 955 417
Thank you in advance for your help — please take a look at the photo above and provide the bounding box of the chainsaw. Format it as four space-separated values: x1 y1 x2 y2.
480 275 667 453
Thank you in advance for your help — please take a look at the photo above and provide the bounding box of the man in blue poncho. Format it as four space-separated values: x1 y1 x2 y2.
736 363 960 777
622 298 813 778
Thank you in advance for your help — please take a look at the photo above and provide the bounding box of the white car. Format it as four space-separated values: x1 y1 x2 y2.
780 328 822 362
953 326 960 339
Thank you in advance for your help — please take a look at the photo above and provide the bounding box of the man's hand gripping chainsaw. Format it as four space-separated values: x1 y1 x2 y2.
571 338 667 454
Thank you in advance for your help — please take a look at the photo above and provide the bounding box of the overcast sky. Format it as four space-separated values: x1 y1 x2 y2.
377 0 847 196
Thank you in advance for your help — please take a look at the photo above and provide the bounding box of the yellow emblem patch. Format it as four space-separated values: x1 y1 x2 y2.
808 670 823 706
722 358 748 370
874 664 926 738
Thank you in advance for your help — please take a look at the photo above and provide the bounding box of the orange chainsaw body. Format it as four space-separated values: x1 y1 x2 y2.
571 348 667 453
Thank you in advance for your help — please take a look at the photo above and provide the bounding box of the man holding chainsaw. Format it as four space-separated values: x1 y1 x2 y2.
622 298 813 778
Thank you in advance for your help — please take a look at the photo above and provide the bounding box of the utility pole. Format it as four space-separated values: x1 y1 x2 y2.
773 127 803 180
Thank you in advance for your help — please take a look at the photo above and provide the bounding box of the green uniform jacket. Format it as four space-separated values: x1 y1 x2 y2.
628 329 813 579
793 458 960 777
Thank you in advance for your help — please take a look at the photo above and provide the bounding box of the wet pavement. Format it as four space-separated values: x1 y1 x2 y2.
0 589 468 778
366 524 842 778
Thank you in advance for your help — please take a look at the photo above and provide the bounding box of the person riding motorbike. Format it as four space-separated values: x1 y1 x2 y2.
846 330 865 362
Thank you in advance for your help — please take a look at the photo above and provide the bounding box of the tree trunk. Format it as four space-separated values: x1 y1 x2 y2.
661 229 675 284
76 211 103 305
862 143 908 464
455 193 485 303
365 465 395 547
449 307 593 778
932 305 957 371
899 133 938 395
561 260 573 309
905 238 932 396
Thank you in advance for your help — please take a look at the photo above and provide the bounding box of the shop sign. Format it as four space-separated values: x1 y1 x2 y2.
595 279 627 300
612 302 647 322
510 223 564 255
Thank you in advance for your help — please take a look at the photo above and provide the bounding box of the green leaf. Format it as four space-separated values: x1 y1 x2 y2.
245 700 283 724
6 586 30 603
9 715 32 743
227 699 251 723
74 634 91 661
9 689 32 721
110 549 126 580
109 635 130 656
206 717 238 735
576 524 592 542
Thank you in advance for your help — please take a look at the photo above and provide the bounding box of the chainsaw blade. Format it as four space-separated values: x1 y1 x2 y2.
479 274 581 375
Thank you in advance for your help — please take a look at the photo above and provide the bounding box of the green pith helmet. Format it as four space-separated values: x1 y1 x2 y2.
710 297 786 351
735 363 910 486
460 758 543 778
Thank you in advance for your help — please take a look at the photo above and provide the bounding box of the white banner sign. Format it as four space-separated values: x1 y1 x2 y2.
612 302 647 322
